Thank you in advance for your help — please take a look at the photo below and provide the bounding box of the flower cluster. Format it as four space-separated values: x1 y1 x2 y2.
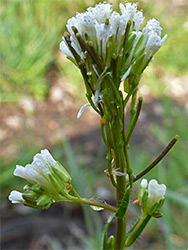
9 149 73 209
138 179 166 217
60 1 167 109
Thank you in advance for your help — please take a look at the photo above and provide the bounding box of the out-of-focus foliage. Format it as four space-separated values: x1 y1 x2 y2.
130 98 188 249
0 0 101 101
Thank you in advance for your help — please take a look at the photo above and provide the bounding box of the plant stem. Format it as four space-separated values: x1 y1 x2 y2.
125 214 151 247
70 196 117 212
133 135 179 182
125 96 143 145
109 109 127 249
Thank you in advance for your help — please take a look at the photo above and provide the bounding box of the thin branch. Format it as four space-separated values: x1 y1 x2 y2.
125 96 143 144
133 135 179 182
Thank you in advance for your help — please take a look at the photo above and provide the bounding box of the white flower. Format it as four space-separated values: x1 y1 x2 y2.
138 179 166 216
8 191 24 204
148 179 166 204
13 149 71 193
87 2 112 23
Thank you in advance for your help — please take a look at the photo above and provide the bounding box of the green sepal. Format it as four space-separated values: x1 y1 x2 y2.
106 40 113 68
124 75 140 93
140 190 148 208
55 161 71 183
48 173 65 193
148 202 159 215
115 187 130 218
124 32 137 56
124 77 132 93
106 235 115 250
23 184 32 191
131 54 145 75
66 56 77 66
133 34 147 58
36 194 52 208
157 198 165 209
31 184 44 193
151 212 163 218
22 190 39 202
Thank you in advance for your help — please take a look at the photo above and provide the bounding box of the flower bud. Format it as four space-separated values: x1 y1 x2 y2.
8 191 25 204
138 179 166 217
36 194 52 208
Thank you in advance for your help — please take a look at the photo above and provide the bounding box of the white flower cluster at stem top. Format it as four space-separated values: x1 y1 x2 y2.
60 1 167 85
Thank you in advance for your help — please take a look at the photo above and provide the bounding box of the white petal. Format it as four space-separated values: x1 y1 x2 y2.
133 11 144 31
145 32 162 55
148 179 166 201
141 179 148 188
87 2 112 23
161 34 168 46
121 65 132 81
14 165 26 178
77 103 91 118
59 40 73 58
8 190 24 204
143 18 162 36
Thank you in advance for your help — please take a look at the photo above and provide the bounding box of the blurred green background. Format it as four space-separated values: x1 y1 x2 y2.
0 0 187 249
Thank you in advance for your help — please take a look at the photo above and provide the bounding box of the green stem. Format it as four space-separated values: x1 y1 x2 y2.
86 93 101 115
70 196 117 213
109 110 127 249
102 214 116 250
125 96 143 145
125 214 151 247
123 86 138 108
106 150 117 188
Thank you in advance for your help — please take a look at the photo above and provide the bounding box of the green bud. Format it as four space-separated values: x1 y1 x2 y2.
106 235 115 250
32 184 43 193
124 77 132 93
23 190 38 201
37 194 52 207
151 212 163 218
22 191 40 206
23 184 32 191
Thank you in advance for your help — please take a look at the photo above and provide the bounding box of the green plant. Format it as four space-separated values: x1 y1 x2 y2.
8 2 179 249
